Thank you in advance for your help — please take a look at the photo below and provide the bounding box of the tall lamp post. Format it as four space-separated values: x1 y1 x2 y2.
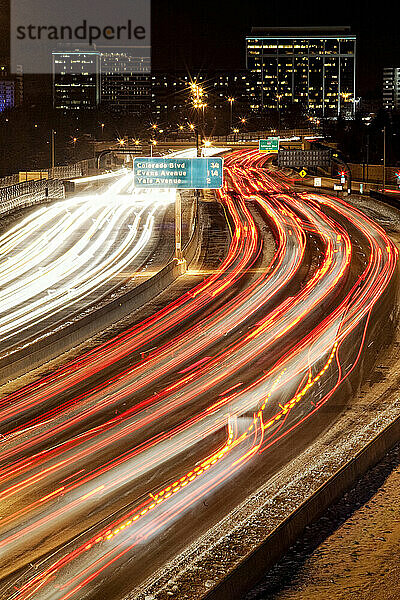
227 97 235 136
190 82 206 157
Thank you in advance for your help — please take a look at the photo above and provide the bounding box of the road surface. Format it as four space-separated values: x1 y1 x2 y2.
0 150 397 600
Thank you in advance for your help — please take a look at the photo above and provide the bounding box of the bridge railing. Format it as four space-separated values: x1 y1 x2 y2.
0 158 97 189
0 179 66 217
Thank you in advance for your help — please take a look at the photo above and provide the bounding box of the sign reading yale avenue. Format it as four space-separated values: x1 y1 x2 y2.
133 158 224 189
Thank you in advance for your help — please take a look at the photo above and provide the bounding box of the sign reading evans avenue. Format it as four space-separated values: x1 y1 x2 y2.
133 157 223 189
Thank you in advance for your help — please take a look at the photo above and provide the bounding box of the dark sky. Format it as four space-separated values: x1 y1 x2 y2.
1 0 400 95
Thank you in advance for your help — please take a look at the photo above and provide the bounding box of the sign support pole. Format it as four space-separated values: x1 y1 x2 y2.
175 191 182 261
175 191 187 273
196 128 201 226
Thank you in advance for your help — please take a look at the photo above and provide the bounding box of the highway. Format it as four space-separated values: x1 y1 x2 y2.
0 146 225 359
0 149 397 600
0 169 175 355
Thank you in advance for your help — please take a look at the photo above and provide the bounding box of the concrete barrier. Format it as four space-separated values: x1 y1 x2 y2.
202 413 400 600
0 180 65 217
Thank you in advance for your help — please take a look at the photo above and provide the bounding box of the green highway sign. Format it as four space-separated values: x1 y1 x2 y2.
133 157 223 189
259 137 280 154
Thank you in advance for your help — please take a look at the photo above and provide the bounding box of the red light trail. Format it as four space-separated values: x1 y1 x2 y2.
0 150 397 600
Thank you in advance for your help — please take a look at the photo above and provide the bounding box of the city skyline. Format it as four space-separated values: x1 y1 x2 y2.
0 0 399 96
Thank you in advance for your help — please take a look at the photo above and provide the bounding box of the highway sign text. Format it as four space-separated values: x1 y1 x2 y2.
134 157 223 189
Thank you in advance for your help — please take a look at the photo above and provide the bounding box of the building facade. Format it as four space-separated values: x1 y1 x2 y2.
100 54 151 114
0 60 23 112
383 68 400 111
53 50 150 113
151 70 257 120
0 80 15 112
246 27 356 119
53 51 101 110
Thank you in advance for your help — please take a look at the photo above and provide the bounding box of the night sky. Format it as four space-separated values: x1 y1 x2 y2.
1 0 400 96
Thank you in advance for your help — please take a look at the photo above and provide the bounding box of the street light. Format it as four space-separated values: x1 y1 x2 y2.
227 97 235 133
150 139 157 157
118 138 126 147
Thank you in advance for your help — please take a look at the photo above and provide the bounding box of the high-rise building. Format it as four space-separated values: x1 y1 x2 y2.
213 70 258 111
151 71 206 119
53 51 101 110
53 50 151 113
383 68 400 111
100 53 151 114
246 27 356 119
0 80 15 112
0 59 23 111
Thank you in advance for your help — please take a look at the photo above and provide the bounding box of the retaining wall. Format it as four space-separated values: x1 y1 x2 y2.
202 414 400 600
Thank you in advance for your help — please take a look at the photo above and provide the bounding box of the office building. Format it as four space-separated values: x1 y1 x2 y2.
100 53 151 114
53 50 151 113
0 80 15 112
0 60 23 111
246 27 356 119
53 51 101 110
383 67 400 111
151 70 257 120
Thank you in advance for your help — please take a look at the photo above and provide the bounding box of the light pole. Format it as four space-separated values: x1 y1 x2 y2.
227 97 235 135
189 123 199 157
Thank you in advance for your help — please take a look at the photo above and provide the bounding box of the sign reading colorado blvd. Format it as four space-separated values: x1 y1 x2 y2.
259 137 280 154
133 157 223 189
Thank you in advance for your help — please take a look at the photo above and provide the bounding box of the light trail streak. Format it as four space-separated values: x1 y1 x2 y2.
0 171 174 349
0 149 397 600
